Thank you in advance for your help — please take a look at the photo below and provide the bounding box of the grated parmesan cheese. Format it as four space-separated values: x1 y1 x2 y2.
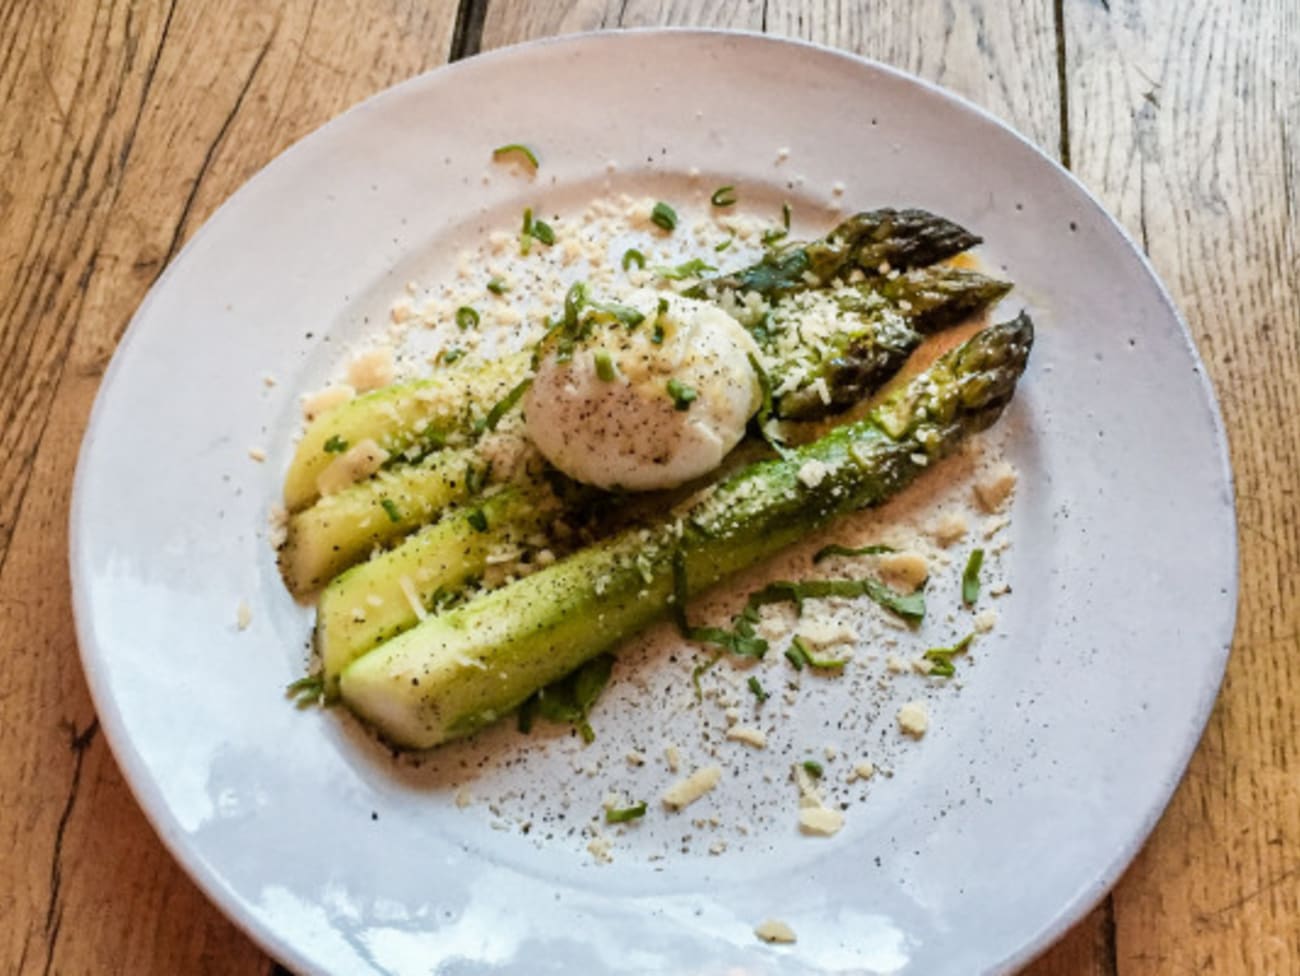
662 765 722 810
755 919 797 944
897 701 930 738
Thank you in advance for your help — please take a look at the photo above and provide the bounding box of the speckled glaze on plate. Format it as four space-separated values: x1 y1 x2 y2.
70 30 1236 976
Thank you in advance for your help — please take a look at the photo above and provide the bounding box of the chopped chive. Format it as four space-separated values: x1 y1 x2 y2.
380 498 402 523
748 577 925 625
651 201 678 232
484 378 533 432
621 248 646 271
715 236 734 252
531 218 555 246
488 276 509 295
593 349 617 381
784 642 808 671
564 281 587 327
782 201 792 230
962 548 985 605
924 633 974 677
654 257 717 280
585 299 645 327
790 635 846 669
762 226 788 247
492 143 539 169
690 651 723 701
605 802 648 824
747 676 769 703
455 306 480 330
812 542 896 563
285 674 324 708
666 378 697 411
323 434 348 454
464 461 492 495
710 185 737 207
466 508 488 532
520 208 534 255
442 347 464 364
802 759 824 778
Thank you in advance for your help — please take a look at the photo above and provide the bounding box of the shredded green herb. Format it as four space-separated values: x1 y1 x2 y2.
621 247 646 271
962 548 985 605
380 498 402 523
789 635 847 669
487 276 509 295
483 377 533 432
747 676 769 703
605 802 648 824
520 208 534 255
714 236 734 252
455 306 480 330
654 257 717 280
285 674 324 708
747 353 791 458
323 434 348 454
691 651 724 701
522 653 614 743
466 508 488 532
584 299 645 328
442 347 464 364
782 201 792 230
594 349 617 381
749 577 925 625
802 759 824 778
651 201 678 232
812 543 896 563
666 378 698 411
924 633 974 677
530 218 555 246
784 642 807 671
492 143 539 169
672 552 770 665
710 185 737 207
464 461 492 496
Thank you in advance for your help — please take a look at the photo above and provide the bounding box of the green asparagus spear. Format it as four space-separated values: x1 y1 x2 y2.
760 266 1011 419
283 351 530 512
339 314 1033 748
316 481 562 697
692 207 982 302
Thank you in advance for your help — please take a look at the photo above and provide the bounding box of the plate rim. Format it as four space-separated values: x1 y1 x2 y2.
68 26 1239 976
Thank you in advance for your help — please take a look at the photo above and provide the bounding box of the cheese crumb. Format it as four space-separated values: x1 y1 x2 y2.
662 765 723 810
975 461 1018 512
886 654 907 674
877 551 929 593
302 383 355 422
897 700 930 737
346 346 396 393
725 726 767 748
247 447 266 463
799 806 845 836
931 509 969 546
797 459 830 488
235 601 252 630
316 438 388 496
795 618 856 649
664 744 681 772
586 833 613 864
626 750 646 767
851 760 876 782
755 919 797 944
454 788 473 808
975 608 998 633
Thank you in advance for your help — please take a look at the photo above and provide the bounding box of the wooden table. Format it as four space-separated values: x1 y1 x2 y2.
3 2 1296 973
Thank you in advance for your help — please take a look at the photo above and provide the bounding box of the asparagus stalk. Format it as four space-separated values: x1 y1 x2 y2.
282 351 530 512
339 315 1033 749
693 207 982 302
762 266 1011 419
316 481 562 697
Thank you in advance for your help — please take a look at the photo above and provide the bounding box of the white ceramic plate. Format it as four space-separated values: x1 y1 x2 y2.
71 30 1236 975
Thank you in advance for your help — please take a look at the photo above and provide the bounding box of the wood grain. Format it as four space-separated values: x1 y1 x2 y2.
3 0 1296 973
0 3 457 974
1065 2 1300 973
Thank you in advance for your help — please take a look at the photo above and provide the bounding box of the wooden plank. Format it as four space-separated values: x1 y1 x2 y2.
1065 1 1300 974
0 3 457 973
